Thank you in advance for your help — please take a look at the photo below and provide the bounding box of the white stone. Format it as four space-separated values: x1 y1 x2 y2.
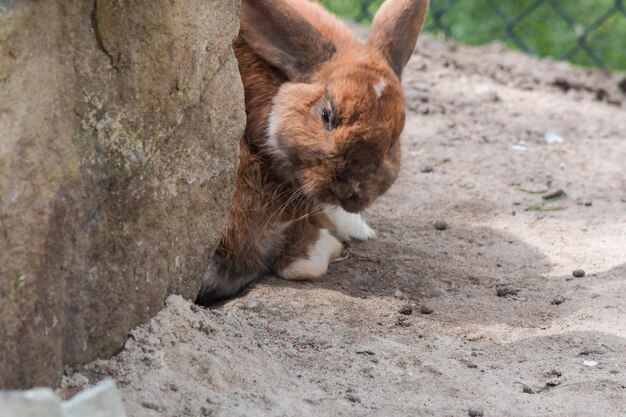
61 379 127 417
0 388 63 417
544 130 564 144
0 379 126 417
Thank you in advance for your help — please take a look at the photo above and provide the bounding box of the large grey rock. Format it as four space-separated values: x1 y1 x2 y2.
0 0 245 388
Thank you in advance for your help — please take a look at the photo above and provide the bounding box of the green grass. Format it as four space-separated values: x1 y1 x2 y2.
319 0 626 71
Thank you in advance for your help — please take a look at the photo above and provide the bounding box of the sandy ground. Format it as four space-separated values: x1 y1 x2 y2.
59 34 626 417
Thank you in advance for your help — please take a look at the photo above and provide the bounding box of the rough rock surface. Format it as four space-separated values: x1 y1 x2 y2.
61 33 626 416
0 0 245 388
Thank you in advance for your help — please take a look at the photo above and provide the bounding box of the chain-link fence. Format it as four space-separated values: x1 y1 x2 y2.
321 0 626 72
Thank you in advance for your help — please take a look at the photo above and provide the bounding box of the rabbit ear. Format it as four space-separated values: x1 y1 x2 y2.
368 0 429 78
240 0 336 81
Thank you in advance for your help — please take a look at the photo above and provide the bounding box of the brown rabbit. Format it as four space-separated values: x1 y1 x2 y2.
196 0 429 304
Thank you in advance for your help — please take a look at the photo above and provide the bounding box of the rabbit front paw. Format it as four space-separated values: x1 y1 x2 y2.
279 229 343 280
324 205 376 242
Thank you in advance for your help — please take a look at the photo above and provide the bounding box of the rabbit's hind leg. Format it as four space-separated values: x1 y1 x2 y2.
196 253 262 305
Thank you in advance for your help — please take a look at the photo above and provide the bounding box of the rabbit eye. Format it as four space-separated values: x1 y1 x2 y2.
322 109 331 124
321 106 334 131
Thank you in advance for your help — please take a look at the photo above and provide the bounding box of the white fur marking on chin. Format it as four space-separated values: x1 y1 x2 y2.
373 76 386 99
280 229 343 280
266 109 288 160
324 205 376 242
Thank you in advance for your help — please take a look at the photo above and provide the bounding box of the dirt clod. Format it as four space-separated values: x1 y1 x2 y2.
551 295 566 305
544 369 562 378
496 285 519 297
345 393 361 403
396 316 411 327
434 220 448 230
468 407 484 417
573 269 586 278
420 304 434 315
399 304 414 315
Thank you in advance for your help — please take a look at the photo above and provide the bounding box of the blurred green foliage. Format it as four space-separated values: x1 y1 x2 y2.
319 0 626 71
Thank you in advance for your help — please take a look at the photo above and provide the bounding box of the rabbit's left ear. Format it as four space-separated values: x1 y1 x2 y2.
368 0 429 78
240 0 336 81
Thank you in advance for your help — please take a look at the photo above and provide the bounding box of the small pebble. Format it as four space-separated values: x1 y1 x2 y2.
468 407 484 417
496 285 518 297
396 316 411 327
345 393 361 403
511 141 528 151
544 369 562 378
198 321 213 335
584 201 592 206
522 385 534 394
573 269 586 278
546 380 561 388
544 131 564 145
420 165 434 173
399 304 414 315
551 295 566 305
420 305 434 315
434 220 448 230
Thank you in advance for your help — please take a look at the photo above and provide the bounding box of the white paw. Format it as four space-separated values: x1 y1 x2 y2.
280 229 343 280
324 205 376 242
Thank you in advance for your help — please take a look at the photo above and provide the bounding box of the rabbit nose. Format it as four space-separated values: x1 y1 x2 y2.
346 182 361 199
344 190 358 199
332 181 361 201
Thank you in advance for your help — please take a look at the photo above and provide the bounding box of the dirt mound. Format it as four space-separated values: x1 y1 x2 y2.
60 35 626 417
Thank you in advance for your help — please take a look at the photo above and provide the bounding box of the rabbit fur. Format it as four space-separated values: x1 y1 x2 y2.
196 0 429 304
